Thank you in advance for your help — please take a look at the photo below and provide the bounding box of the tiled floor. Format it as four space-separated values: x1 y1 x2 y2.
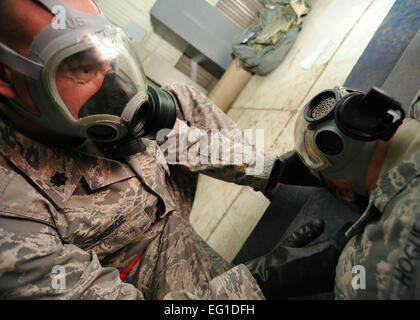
190 0 396 263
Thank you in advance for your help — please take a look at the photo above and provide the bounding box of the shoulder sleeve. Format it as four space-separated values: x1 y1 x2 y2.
387 176 420 299
0 217 143 300
159 82 277 191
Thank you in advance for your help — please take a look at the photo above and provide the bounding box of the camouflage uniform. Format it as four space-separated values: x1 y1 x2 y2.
0 83 274 300
335 92 420 299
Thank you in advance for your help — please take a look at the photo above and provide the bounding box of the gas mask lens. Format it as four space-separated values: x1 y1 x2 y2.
294 107 332 171
52 27 148 121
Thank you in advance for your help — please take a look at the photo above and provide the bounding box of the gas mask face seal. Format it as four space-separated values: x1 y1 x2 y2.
0 0 177 143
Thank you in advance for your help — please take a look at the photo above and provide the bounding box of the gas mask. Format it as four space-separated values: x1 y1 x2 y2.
294 86 405 196
0 0 177 146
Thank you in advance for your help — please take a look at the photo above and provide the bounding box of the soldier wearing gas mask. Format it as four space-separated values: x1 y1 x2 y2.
4 0 414 301
0 0 353 300
250 86 420 299
0 0 268 300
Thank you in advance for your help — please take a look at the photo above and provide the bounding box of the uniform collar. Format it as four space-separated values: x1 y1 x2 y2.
0 114 135 209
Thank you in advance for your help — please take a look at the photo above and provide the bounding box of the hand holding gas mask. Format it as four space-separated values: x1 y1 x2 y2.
0 0 177 157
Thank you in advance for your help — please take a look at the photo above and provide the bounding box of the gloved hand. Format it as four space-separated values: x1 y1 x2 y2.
244 220 352 299
264 151 324 200
281 218 325 248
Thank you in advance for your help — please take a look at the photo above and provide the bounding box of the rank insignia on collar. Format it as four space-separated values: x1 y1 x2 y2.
50 172 68 187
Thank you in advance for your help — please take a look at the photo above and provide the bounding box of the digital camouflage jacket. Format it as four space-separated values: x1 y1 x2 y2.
0 83 276 299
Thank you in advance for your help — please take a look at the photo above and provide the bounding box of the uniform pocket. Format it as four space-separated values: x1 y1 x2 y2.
90 208 152 259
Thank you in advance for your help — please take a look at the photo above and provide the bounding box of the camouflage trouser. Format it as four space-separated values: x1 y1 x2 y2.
124 211 233 299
